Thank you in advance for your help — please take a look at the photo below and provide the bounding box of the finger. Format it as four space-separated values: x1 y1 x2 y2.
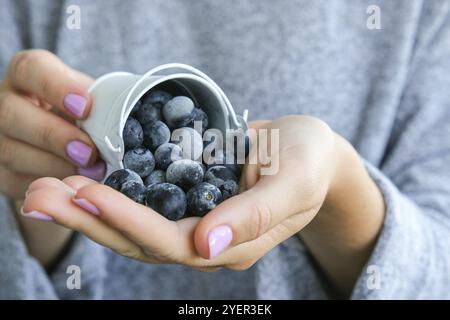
73 183 185 261
22 184 159 263
27 176 75 195
194 163 320 259
72 184 227 267
0 92 101 168
6 49 92 119
63 175 99 190
0 167 37 199
0 135 76 178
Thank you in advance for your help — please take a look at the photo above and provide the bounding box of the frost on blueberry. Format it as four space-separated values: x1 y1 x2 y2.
146 183 187 220
154 143 183 170
144 169 166 187
188 107 209 134
104 169 143 191
162 96 195 128
186 182 222 217
123 117 143 150
166 159 204 191
135 102 162 124
142 120 171 151
142 90 172 109
123 147 155 178
120 180 147 204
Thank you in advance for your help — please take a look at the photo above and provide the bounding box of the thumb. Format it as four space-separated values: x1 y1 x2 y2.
194 169 308 260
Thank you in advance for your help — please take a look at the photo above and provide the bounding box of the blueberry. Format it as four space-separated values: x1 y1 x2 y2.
104 169 143 191
219 180 239 200
142 120 171 151
120 180 146 204
135 102 162 125
204 149 241 177
205 166 238 184
146 183 187 220
188 107 209 133
154 143 183 170
205 166 239 200
166 159 204 191
144 169 166 187
142 90 172 109
162 96 195 128
123 147 155 178
186 182 222 217
123 117 143 150
171 127 203 161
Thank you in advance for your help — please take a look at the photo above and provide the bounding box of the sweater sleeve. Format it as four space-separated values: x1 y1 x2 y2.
351 4 450 299
0 0 107 299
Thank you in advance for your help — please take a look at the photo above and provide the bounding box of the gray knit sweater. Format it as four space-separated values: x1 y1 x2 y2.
0 0 449 299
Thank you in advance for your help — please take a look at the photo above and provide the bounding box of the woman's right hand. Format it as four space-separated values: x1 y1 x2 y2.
0 49 105 200
0 49 105 267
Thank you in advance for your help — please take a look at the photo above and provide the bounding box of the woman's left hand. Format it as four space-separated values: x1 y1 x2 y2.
22 115 384 288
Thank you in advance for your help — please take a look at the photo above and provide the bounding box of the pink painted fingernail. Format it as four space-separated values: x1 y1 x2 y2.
73 198 100 216
21 210 53 221
66 141 93 167
77 161 106 181
64 93 87 118
208 225 233 259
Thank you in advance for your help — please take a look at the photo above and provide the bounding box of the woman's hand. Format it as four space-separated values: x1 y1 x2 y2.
22 116 384 295
0 49 106 267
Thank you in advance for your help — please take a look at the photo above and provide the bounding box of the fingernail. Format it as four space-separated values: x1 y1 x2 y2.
66 141 93 167
208 225 233 259
77 161 106 181
72 198 100 216
21 209 53 221
64 93 87 118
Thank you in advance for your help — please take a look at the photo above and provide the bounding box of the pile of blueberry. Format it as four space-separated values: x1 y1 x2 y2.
104 90 249 220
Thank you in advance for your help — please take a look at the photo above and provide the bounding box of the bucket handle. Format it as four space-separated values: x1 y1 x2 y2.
122 63 246 129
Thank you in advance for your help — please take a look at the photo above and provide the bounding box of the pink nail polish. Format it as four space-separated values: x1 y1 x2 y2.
64 93 87 117
77 161 106 181
208 225 233 259
21 210 53 221
66 141 93 167
73 198 100 216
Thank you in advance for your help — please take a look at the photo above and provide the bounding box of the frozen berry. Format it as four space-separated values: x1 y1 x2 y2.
205 165 238 184
162 96 195 128
186 182 222 217
219 180 239 200
146 183 187 220
205 166 239 200
142 120 170 151
154 143 183 170
188 107 209 133
142 90 172 109
172 127 203 161
166 159 204 191
144 169 166 187
104 169 143 191
120 180 146 204
123 147 155 178
123 117 143 150
204 149 241 177
135 102 162 124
